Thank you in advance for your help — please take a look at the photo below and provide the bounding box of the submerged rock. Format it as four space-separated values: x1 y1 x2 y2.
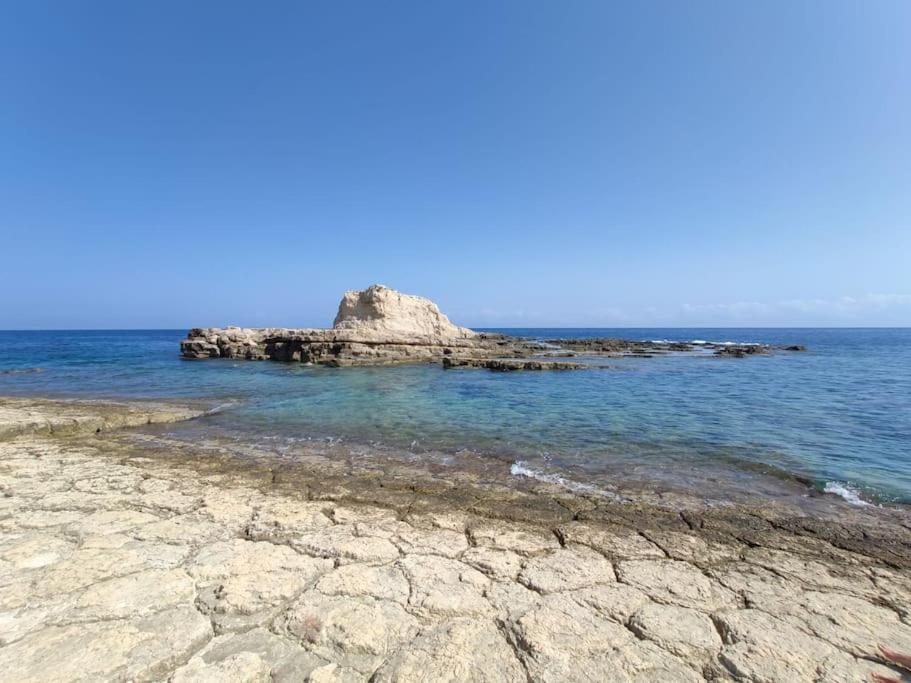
714 344 772 358
442 358 586 371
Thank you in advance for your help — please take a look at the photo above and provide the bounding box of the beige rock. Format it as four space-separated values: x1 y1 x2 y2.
189 628 327 681
709 561 799 613
0 533 74 571
2 509 85 531
399 554 493 619
469 521 561 556
190 539 332 632
0 397 203 440
65 509 162 537
483 581 544 621
0 601 64 646
518 546 615 593
306 662 365 683
248 499 334 538
315 563 410 605
375 618 526 682
260 524 401 564
566 582 653 623
643 530 741 564
408 510 470 533
279 592 420 674
132 513 238 545
331 505 398 526
333 284 475 341
389 523 469 558
170 652 272 683
69 568 195 623
198 489 257 529
462 547 524 581
559 523 666 560
780 590 911 661
616 559 738 611
870 565 911 618
712 560 911 660
628 602 722 661
510 593 699 682
742 546 877 598
0 606 212 682
716 608 875 682
33 537 190 596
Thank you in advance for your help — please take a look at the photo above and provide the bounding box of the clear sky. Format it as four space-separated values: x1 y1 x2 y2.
2 1 909 329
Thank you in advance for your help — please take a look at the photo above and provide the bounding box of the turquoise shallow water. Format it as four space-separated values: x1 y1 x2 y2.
1 328 909 505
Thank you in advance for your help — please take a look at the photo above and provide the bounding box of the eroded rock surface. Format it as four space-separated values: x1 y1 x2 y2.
0 398 908 682
0 397 204 441
332 285 475 340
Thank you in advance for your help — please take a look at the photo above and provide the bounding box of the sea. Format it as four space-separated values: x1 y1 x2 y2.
1 328 909 507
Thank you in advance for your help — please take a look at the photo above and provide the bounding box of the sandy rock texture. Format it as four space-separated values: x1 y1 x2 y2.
1 398 910 682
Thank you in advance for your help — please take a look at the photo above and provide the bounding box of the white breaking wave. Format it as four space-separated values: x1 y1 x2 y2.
204 400 240 415
823 481 871 507
690 339 764 347
510 461 567 486
510 461 620 499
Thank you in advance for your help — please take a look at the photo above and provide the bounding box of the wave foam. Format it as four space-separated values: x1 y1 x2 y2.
0 367 43 375
204 400 240 416
691 339 762 346
823 481 871 507
510 460 620 499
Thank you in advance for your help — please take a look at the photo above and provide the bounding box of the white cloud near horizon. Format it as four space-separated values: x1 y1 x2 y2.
462 294 911 327
679 293 911 324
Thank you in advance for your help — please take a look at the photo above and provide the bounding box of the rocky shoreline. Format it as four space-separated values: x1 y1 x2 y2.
1 397 909 682
181 285 805 368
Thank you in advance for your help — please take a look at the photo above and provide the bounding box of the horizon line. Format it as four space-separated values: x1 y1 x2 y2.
2 325 910 332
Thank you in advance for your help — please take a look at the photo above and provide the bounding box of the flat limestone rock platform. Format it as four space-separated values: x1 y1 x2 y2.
0 397 205 441
0 397 909 681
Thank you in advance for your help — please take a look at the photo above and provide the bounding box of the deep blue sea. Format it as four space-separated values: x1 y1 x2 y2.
1 328 909 506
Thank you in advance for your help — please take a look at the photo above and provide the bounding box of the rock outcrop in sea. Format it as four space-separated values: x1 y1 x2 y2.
331 285 476 341
182 285 806 368
181 285 530 366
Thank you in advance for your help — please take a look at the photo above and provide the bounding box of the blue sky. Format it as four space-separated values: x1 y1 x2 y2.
1 1 909 328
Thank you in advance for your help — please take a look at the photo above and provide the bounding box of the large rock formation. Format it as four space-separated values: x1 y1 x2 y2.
181 285 526 366
332 285 476 341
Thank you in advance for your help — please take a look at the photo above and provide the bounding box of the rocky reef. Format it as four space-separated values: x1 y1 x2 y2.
182 286 806 368
181 285 543 367
442 358 587 371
